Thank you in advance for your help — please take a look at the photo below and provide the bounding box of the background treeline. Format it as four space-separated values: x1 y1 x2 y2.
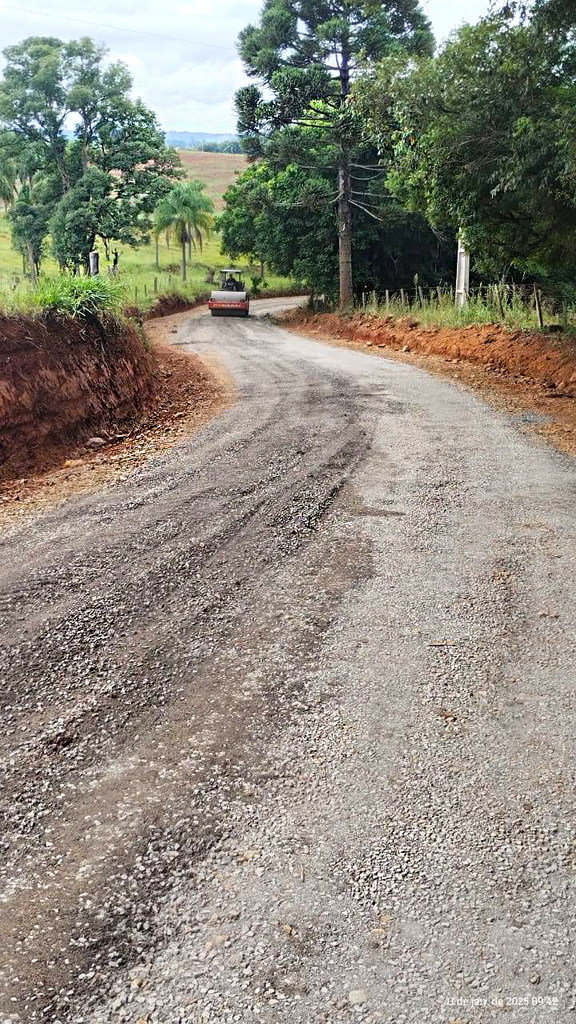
219 0 576 305
192 141 243 154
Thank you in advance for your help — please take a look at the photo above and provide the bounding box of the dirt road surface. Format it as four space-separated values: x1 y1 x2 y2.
1 297 575 1024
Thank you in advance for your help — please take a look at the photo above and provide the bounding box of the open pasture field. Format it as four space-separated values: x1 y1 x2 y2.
178 150 248 210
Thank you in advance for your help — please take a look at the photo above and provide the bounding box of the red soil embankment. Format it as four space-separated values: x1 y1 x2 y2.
0 314 157 482
284 309 576 396
145 293 208 320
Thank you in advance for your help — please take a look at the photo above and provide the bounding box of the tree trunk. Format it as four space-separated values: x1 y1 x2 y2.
338 150 353 309
260 259 265 279
181 239 187 282
26 243 38 286
338 46 353 310
82 132 89 173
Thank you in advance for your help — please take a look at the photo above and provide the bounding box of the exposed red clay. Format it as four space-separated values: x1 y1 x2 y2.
0 313 157 482
283 309 576 395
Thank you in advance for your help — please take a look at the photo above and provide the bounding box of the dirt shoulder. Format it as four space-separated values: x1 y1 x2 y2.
0 308 232 530
280 308 576 457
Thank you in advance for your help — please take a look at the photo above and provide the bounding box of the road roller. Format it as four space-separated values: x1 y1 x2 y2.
208 269 250 317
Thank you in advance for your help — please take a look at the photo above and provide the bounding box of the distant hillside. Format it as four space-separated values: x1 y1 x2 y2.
179 151 248 211
166 130 237 149
64 127 239 150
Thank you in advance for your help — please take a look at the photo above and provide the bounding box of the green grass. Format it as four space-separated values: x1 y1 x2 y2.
0 150 260 304
0 274 128 328
33 275 126 320
0 212 296 314
361 284 574 332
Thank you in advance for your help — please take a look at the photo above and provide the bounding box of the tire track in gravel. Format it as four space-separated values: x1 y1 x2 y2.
0 302 381 1020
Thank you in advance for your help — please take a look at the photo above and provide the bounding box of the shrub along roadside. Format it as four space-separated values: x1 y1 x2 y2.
32 276 126 323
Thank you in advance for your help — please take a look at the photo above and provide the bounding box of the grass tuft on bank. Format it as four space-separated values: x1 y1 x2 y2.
32 275 126 321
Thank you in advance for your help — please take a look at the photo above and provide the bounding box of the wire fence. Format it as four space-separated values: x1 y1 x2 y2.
355 282 575 332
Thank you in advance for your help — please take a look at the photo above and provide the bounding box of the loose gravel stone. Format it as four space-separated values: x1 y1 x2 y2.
0 300 575 1024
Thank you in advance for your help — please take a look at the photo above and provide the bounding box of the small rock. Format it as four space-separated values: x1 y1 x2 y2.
86 437 106 449
237 848 260 863
402 345 410 353
530 974 541 985
349 989 367 1006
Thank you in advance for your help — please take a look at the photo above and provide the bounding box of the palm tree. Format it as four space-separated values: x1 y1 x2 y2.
153 182 214 282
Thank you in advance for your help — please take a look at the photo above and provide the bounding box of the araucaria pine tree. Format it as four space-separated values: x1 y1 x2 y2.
235 0 433 308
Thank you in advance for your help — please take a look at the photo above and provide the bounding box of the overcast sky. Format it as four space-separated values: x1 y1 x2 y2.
0 1 491 133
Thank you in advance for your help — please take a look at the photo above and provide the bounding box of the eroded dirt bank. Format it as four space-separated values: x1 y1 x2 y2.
282 307 576 454
0 313 158 482
0 308 231 528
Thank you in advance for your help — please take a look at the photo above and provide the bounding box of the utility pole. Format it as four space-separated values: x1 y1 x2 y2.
455 235 470 307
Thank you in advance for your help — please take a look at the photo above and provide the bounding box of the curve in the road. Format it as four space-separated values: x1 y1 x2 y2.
1 300 575 1023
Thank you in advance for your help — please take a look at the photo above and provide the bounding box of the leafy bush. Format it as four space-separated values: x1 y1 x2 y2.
32 275 125 321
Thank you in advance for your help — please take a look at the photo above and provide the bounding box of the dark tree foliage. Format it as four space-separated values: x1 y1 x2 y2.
9 184 48 280
218 124 455 298
355 9 576 280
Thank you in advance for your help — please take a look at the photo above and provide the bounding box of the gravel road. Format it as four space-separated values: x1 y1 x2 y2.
1 297 576 1024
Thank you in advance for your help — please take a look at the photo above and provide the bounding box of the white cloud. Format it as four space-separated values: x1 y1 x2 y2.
0 0 492 133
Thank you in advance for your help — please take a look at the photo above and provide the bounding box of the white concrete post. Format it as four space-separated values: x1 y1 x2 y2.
89 250 100 277
455 235 470 307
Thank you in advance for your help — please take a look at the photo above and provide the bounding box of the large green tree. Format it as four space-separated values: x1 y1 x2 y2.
235 0 434 307
219 124 455 297
355 10 576 279
0 35 182 274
